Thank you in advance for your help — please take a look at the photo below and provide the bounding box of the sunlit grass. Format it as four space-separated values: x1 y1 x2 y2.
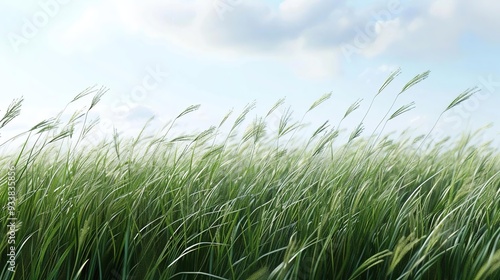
0 72 499 279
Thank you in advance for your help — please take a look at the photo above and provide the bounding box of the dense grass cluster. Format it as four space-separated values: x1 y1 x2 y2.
0 71 499 279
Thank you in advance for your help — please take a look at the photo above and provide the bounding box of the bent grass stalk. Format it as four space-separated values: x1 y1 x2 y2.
0 75 498 279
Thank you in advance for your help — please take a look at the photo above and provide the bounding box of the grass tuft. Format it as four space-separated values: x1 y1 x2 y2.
0 76 499 280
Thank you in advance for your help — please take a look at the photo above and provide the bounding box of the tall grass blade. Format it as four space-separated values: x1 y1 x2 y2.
399 70 430 94
377 67 401 95
343 99 363 120
389 102 416 120
308 92 332 112
445 87 480 111
0 97 23 129
177 104 201 119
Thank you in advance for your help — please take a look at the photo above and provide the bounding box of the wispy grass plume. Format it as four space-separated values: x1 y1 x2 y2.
1 76 498 280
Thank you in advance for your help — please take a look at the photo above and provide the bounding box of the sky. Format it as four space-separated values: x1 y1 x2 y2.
0 0 499 148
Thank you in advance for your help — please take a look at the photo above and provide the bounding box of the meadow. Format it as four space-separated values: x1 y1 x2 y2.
0 70 499 279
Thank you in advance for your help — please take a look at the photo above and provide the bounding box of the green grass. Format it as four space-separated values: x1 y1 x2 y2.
0 73 499 279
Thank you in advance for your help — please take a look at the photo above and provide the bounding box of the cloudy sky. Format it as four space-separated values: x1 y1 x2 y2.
1 0 499 146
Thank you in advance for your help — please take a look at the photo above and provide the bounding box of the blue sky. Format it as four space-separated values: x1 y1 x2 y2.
0 0 499 147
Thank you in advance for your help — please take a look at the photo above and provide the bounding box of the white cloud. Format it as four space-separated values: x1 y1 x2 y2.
288 48 342 79
359 18 402 58
50 6 112 53
407 17 424 32
459 0 500 42
429 0 456 19
46 0 500 77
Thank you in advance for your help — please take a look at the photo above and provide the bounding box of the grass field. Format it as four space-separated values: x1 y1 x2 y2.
1 72 499 279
